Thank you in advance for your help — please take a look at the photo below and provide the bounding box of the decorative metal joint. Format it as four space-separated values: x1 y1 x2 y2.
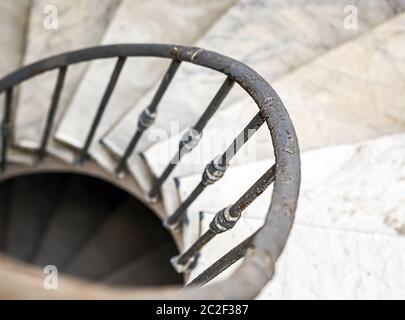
209 205 240 234
202 155 228 186
179 128 201 154
1 123 12 137
137 107 156 131
170 255 195 274
163 216 181 232
145 191 159 205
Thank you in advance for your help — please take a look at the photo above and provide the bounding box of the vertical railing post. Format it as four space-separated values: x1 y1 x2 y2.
186 234 254 287
164 112 265 229
114 59 182 176
170 165 276 273
78 57 126 164
38 66 68 161
0 88 13 172
147 77 235 201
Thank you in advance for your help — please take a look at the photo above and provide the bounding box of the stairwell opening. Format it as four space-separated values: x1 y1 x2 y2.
0 172 182 287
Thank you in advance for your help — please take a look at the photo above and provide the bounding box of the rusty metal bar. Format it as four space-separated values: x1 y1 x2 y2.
172 165 276 272
148 77 234 201
172 230 216 273
164 112 265 229
0 88 13 172
78 57 126 164
186 233 254 287
164 180 206 229
193 77 234 132
148 59 182 114
114 59 181 176
0 44 300 299
220 112 265 165
38 66 68 160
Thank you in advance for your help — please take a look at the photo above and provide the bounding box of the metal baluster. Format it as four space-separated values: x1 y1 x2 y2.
38 66 68 161
114 59 181 176
186 233 255 287
148 77 235 202
0 88 13 172
164 112 265 229
171 164 276 273
77 57 126 164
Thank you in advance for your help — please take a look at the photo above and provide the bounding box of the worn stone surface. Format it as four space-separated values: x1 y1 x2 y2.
259 224 405 299
181 133 405 240
54 0 235 169
103 0 402 190
0 0 30 78
188 216 405 300
182 133 405 298
14 0 121 161
0 0 32 164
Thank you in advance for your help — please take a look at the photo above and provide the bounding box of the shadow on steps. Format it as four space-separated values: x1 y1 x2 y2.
0 172 182 287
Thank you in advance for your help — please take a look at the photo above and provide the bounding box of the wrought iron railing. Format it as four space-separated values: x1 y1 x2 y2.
0 44 300 299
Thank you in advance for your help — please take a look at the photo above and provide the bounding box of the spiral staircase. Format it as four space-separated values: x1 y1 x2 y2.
0 0 404 299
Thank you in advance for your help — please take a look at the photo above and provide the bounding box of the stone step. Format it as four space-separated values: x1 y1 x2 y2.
195 223 405 299
103 243 181 287
5 174 68 262
102 0 403 192
14 0 121 161
177 133 405 292
65 199 170 280
0 0 32 165
0 0 30 78
257 224 405 299
34 175 125 270
54 0 235 169
143 10 405 216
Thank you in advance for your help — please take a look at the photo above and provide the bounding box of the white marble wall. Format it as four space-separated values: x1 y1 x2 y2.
54 0 235 169
14 0 121 161
180 133 405 299
102 0 402 189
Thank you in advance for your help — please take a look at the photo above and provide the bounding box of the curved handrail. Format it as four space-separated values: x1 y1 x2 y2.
0 44 300 299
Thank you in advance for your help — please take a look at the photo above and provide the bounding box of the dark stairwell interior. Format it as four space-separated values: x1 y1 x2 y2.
0 172 182 287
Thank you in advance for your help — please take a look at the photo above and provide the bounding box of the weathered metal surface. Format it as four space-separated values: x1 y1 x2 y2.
38 66 68 160
187 233 255 287
114 59 181 175
0 88 13 172
78 57 127 164
165 112 265 228
172 165 276 272
0 44 300 299
148 76 234 200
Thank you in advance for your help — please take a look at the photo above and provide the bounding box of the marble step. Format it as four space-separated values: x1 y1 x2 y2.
177 133 405 293
65 199 169 280
103 243 181 287
34 175 125 270
5 174 68 262
256 224 405 299
142 10 405 216
54 0 235 169
187 218 405 299
0 0 30 78
14 0 121 162
0 0 33 165
102 0 403 192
